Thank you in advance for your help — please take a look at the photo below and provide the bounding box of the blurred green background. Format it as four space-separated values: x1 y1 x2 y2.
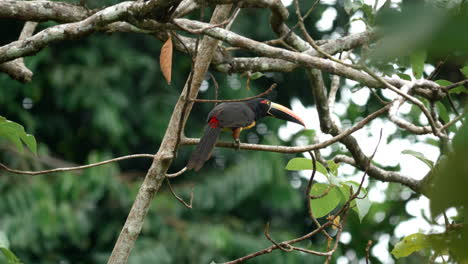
1 0 467 263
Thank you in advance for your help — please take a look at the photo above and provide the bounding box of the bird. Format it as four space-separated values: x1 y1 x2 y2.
187 98 306 171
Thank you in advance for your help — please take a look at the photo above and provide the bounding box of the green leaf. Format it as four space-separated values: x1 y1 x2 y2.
449 86 468 94
309 183 341 218
297 129 316 141
0 130 23 153
339 182 371 222
435 80 466 94
249 72 264 80
326 160 339 176
20 134 37 154
435 79 452 86
344 0 363 14
402 149 434 168
391 233 431 258
397 73 412 81
0 231 9 249
285 158 328 176
354 191 371 222
429 114 468 218
0 248 21 264
379 64 395 76
360 4 375 25
0 116 37 154
410 50 426 79
327 173 342 186
0 231 21 264
435 102 449 123
460 66 468 78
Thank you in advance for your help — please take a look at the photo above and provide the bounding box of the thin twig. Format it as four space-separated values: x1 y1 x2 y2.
363 68 444 138
441 79 468 91
165 177 193 209
225 6 240 31
440 112 465 131
264 223 294 252
293 211 347 258
222 221 334 264
443 212 450 227
355 129 384 197
446 93 461 117
369 87 389 105
427 58 447 80
309 184 332 199
166 166 187 178
307 151 333 240
192 83 277 103
0 154 154 176
172 7 240 35
172 4 204 157
293 0 357 68
328 74 340 112
208 71 220 104
264 0 320 48
365 240 373 264
170 31 195 60
182 103 392 153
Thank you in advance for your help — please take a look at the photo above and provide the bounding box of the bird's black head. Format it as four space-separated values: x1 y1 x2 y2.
246 98 306 127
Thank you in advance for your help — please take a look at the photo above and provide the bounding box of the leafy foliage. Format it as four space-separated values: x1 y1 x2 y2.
0 116 36 154
401 150 434 169
391 233 431 258
0 0 467 263
0 231 22 264
285 158 371 222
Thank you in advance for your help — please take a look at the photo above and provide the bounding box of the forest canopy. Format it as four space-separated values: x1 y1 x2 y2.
0 0 467 263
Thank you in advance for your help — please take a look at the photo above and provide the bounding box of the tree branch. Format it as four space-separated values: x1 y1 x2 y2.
107 5 233 264
304 65 425 194
215 31 374 73
191 83 276 103
173 19 444 99
0 154 154 176
333 155 423 194
0 21 37 82
181 103 391 152
0 0 177 64
0 0 92 23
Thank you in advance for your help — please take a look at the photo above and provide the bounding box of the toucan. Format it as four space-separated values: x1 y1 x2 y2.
187 98 306 171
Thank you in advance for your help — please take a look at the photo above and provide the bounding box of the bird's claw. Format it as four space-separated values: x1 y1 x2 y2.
235 139 241 151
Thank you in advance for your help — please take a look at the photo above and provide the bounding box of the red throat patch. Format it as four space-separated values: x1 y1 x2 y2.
208 116 220 128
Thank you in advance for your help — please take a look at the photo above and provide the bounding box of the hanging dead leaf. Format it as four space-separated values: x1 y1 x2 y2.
160 35 173 84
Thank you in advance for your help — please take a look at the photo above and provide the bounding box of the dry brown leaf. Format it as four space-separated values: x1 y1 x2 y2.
160 35 173 84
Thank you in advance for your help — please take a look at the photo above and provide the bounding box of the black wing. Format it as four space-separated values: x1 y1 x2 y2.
207 102 255 128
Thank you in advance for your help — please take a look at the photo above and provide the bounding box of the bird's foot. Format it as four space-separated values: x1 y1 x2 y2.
234 139 241 151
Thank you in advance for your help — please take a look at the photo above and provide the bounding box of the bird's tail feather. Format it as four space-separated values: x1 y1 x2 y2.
187 126 221 171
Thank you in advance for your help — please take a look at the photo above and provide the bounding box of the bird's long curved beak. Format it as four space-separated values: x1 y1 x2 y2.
267 102 306 127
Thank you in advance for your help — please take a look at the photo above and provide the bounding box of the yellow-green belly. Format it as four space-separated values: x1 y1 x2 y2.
222 121 256 132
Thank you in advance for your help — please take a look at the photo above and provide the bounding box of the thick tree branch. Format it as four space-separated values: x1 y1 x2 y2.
0 0 92 23
107 5 233 264
173 19 444 98
306 68 425 194
0 0 177 64
0 21 37 82
216 31 374 72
